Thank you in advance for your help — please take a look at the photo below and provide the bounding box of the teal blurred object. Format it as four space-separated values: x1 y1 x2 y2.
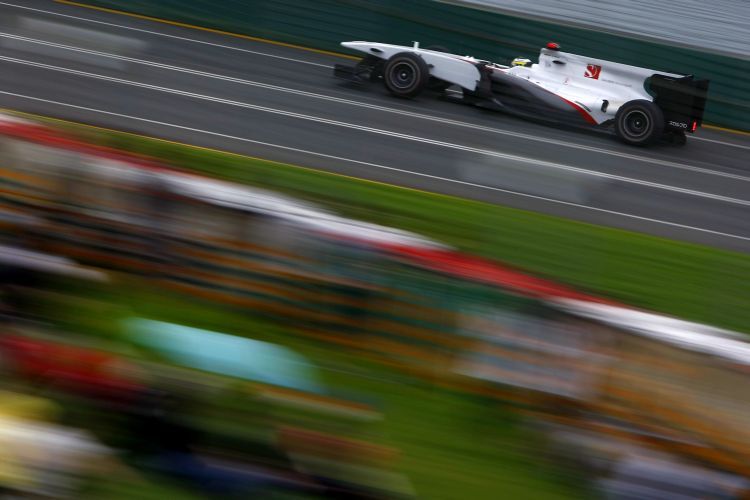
81 0 749 130
123 318 324 394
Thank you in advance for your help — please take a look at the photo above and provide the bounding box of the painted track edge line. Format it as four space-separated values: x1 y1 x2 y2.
2 0 746 135
2 31 746 179
52 0 358 60
2 53 748 205
1 91 748 243
51 1 750 137
0 1 331 67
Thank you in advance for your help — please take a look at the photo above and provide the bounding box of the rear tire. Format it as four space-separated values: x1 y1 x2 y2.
614 100 664 146
383 52 430 98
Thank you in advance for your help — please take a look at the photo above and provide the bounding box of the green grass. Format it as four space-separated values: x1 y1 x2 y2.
37 116 750 334
37 278 583 499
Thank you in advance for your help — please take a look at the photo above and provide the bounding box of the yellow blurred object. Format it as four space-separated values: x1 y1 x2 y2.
0 390 59 422
0 391 60 491
0 437 34 491
0 407 112 495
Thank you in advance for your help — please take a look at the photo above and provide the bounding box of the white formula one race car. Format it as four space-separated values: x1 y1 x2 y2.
334 41 710 146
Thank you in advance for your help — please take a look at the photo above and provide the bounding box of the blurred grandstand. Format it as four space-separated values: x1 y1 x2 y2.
1 112 750 498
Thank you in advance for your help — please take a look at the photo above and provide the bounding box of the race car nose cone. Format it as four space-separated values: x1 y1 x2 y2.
546 42 561 51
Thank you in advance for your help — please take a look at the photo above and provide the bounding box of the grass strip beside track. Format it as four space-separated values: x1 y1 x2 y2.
41 277 582 499
26 115 750 334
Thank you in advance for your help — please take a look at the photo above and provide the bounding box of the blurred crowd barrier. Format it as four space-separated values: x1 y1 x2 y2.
2 113 750 497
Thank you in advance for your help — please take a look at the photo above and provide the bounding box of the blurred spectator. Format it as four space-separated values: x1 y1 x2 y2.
0 334 144 407
0 263 41 320
0 390 114 498
279 426 412 499
597 453 750 500
122 388 316 497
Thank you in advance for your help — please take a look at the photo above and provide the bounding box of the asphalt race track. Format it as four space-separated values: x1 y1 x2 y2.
1 0 749 252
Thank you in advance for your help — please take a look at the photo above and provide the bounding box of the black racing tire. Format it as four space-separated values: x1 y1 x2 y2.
383 52 430 98
614 100 665 146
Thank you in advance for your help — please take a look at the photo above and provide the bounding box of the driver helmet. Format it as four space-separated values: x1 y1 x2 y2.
511 57 532 67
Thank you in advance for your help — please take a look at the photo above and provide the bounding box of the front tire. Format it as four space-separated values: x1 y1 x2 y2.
614 100 664 146
383 52 430 98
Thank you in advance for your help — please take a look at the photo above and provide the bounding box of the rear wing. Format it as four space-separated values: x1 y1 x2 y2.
650 74 710 132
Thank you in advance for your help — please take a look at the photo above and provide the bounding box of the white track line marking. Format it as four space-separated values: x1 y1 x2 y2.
2 32 747 181
2 91 748 242
0 1 329 67
1 5 747 154
693 136 750 151
2 54 748 206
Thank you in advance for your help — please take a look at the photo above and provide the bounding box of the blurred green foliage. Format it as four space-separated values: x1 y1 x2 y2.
51 119 750 334
38 277 584 499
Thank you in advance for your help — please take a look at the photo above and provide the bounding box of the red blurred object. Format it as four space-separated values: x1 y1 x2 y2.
380 244 614 304
546 42 561 50
0 334 142 400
